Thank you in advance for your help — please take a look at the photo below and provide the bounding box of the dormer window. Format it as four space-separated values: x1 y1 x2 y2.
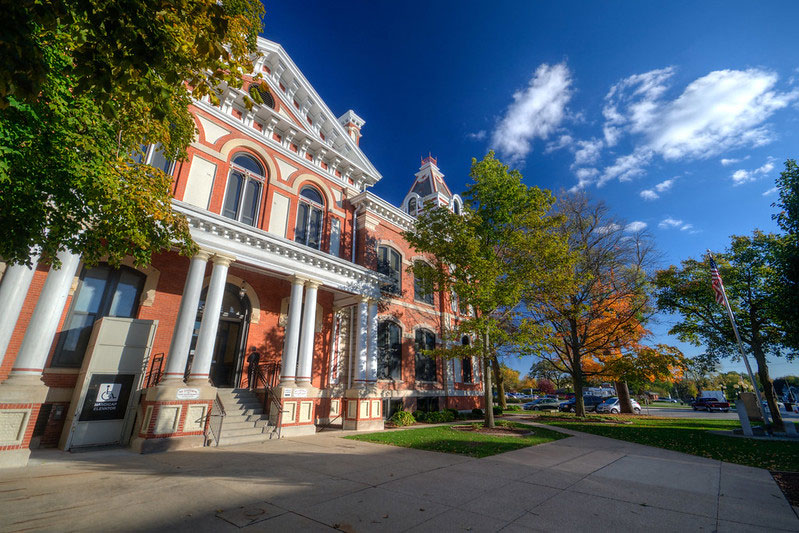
295 186 325 250
222 153 264 227
408 197 417 216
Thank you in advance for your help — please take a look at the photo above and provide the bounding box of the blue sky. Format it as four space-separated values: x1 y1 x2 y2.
264 1 799 380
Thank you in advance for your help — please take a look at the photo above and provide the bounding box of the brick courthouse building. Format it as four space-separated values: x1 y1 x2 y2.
0 38 483 467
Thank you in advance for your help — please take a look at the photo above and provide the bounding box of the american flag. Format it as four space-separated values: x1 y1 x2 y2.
709 256 726 306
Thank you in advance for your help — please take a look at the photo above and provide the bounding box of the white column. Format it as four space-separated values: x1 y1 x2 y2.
162 250 210 381
295 280 320 385
0 257 39 363
279 276 305 385
187 254 232 384
10 251 81 378
366 300 378 382
354 297 368 385
453 358 462 384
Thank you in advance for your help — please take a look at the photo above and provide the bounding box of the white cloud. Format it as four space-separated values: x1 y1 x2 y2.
721 156 750 166
596 223 622 235
598 149 651 186
491 63 573 163
731 158 775 186
763 187 778 196
658 217 683 229
573 138 604 166
680 224 693 231
655 178 675 192
545 134 574 153
640 189 659 200
593 67 798 187
468 130 486 140
625 221 647 232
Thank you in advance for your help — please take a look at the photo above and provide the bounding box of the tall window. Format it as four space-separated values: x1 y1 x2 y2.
222 154 264 226
295 186 325 249
461 336 473 383
53 265 146 367
453 199 461 215
133 143 174 174
413 261 434 305
414 329 436 382
377 321 402 380
377 245 401 294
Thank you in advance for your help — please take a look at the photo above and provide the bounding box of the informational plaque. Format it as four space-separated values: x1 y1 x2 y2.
176 388 200 400
293 388 308 398
78 374 135 422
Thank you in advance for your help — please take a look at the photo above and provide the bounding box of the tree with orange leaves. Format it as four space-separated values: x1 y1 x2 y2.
518 192 661 416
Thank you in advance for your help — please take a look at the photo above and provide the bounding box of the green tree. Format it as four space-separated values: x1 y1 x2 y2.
519 192 657 416
655 232 796 430
771 159 799 349
0 0 264 267
403 152 572 427
528 359 569 389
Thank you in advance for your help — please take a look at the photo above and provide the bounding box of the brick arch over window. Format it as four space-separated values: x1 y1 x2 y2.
217 138 278 182
286 174 336 210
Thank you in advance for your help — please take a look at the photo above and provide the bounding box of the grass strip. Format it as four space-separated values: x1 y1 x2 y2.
536 413 799 471
345 421 569 458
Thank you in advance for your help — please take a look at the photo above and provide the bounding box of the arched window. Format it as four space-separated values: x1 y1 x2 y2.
414 329 437 382
413 261 434 305
222 153 265 226
407 197 417 216
295 185 325 249
377 321 402 380
453 199 461 215
461 336 473 383
377 245 401 294
53 265 146 367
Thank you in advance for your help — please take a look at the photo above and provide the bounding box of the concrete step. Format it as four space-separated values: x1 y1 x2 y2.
221 426 266 438
222 420 262 431
216 432 274 447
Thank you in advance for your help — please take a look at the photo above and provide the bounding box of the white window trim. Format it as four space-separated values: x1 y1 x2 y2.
294 186 326 250
220 157 266 226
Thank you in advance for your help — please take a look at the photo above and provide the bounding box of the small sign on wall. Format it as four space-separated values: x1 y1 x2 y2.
176 388 200 400
79 374 135 422
282 388 292 397
293 389 308 398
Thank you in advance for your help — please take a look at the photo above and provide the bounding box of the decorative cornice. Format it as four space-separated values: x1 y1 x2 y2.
350 191 416 232
173 201 388 296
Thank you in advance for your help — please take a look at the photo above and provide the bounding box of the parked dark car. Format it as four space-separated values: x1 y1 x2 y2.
692 397 730 412
558 395 605 413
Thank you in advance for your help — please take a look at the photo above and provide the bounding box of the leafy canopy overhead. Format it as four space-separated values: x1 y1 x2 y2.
0 0 264 266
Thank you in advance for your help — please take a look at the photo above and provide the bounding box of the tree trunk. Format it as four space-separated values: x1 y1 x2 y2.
491 356 507 409
568 318 586 417
616 381 633 413
751 342 783 431
482 329 494 428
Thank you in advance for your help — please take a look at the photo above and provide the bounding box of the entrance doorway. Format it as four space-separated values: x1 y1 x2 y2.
189 283 251 388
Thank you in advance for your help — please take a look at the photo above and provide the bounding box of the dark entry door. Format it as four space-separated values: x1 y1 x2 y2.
190 283 251 388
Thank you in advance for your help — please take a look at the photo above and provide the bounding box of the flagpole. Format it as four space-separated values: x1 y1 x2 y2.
707 251 769 425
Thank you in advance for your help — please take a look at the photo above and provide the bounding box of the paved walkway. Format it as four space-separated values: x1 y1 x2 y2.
0 424 797 532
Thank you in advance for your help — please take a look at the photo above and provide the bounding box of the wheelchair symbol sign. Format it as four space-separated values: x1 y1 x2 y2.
96 383 122 404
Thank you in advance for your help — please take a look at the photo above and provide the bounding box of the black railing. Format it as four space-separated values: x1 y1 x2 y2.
253 362 283 439
145 353 165 388
205 394 226 446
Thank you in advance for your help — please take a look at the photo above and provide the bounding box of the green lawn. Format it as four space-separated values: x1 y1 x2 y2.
345 421 569 458
535 413 799 471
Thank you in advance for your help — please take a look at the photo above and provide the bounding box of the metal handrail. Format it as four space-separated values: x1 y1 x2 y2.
252 362 283 439
145 353 165 388
205 394 226 447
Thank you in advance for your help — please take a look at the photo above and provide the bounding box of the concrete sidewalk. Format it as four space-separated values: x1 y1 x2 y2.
0 424 796 532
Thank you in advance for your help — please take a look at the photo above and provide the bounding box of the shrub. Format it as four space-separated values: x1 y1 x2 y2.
390 410 415 427
471 408 484 418
412 410 426 422
446 408 459 419
505 404 522 411
423 410 456 423
506 397 522 404
493 406 503 416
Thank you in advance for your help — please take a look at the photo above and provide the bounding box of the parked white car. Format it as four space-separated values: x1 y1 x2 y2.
596 397 642 414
